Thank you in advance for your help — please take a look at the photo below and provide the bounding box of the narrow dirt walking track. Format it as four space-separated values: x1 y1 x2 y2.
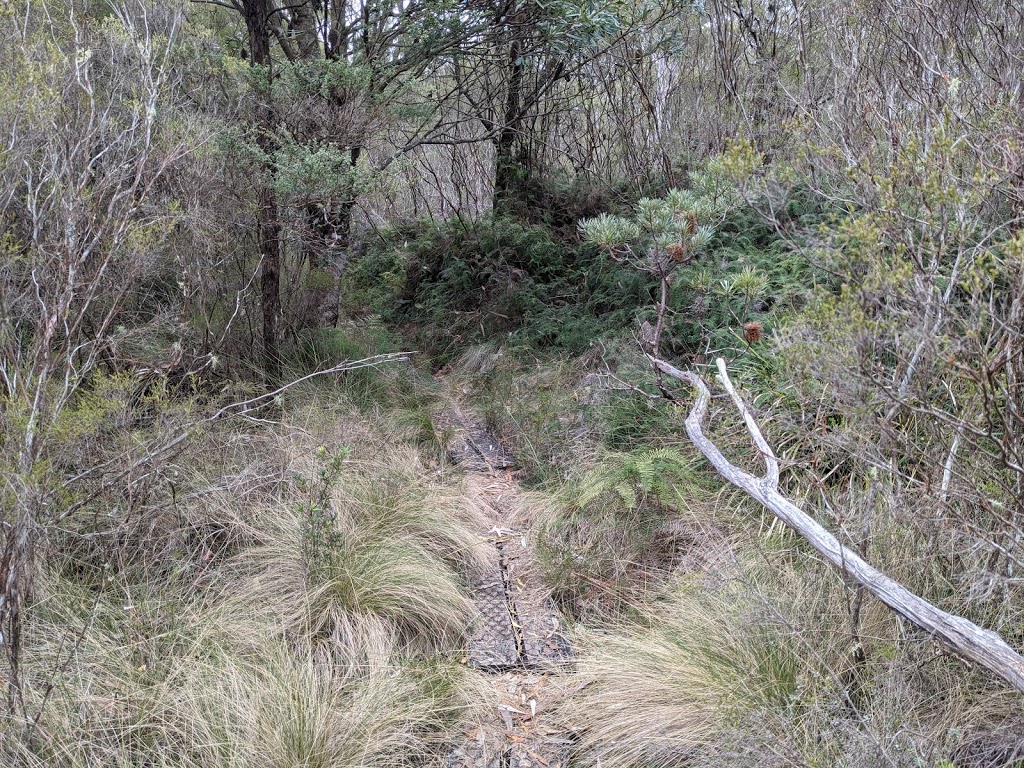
438 399 575 768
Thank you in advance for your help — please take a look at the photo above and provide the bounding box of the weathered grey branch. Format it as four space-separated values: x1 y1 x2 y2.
653 356 1024 695
714 357 780 489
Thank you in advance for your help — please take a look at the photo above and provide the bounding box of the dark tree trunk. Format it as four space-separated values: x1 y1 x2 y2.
288 4 359 331
493 27 526 214
490 7 564 218
244 0 282 384
493 128 527 213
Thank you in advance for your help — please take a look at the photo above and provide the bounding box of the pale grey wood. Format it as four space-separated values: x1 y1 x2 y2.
653 356 1024 695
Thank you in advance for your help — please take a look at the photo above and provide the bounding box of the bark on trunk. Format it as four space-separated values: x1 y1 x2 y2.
245 0 282 384
493 31 525 213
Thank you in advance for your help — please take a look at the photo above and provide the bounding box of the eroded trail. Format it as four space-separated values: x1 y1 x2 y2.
439 401 574 768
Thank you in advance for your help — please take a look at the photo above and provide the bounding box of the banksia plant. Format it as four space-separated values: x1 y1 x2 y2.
579 188 725 356
687 269 714 321
579 190 719 277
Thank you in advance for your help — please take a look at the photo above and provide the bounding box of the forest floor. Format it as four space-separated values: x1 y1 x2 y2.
436 389 576 768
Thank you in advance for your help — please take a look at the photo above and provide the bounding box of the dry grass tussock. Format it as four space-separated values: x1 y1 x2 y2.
176 619 473 768
561 562 842 767
562 550 1024 767
227 418 491 649
1 394 490 766
7 574 480 768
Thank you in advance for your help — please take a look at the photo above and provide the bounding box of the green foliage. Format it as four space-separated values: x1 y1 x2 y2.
600 388 683 449
577 171 822 361
575 446 699 511
578 212 642 247
346 214 648 362
536 446 704 618
580 187 724 261
536 0 630 52
295 445 351 570
347 161 822 369
275 57 372 100
273 138 363 200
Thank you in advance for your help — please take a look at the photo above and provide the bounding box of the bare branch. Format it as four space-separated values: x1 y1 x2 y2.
208 352 413 421
715 356 780 489
654 356 1024 696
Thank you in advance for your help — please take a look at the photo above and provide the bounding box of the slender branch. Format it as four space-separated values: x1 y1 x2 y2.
714 357 780 489
57 354 414 520
189 0 243 12
209 352 412 420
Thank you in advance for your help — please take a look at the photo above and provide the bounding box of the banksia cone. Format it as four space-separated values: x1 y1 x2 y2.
666 242 687 262
743 321 763 344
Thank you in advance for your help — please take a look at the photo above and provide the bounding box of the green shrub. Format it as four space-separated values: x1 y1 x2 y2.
535 447 708 619
346 215 648 362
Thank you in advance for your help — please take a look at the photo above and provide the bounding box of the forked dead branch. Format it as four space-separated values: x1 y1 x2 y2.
653 356 1024 696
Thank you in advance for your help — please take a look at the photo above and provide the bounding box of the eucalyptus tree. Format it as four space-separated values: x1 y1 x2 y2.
449 0 655 215
270 0 495 329
194 0 496 331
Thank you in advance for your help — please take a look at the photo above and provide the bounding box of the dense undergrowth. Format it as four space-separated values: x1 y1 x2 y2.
6 160 1024 767
339 163 1024 766
344 183 822 366
0 349 498 767
7 0 1024 764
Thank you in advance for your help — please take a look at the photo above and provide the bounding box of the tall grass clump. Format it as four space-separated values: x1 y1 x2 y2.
178 621 468 768
564 554 1018 768
1 402 488 767
564 562 851 768
1 570 213 768
2 573 474 768
229 440 488 651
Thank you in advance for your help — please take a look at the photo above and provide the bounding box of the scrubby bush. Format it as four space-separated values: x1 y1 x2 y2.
345 214 648 362
534 446 722 619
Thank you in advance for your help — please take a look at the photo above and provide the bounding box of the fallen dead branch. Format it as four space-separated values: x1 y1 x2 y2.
653 355 1024 695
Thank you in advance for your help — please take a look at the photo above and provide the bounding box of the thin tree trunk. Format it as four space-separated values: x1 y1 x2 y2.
494 25 525 212
245 0 282 384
